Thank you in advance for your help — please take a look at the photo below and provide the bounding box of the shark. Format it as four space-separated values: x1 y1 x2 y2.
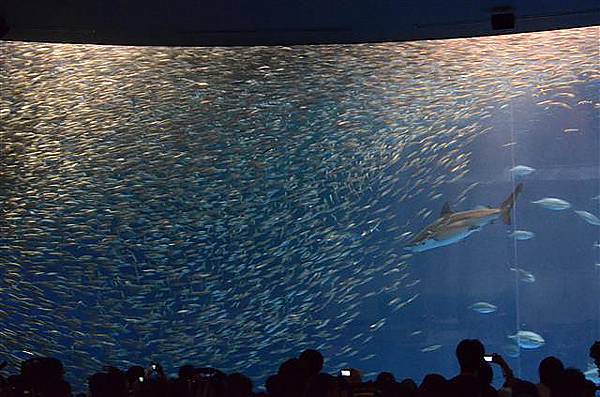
405 183 523 252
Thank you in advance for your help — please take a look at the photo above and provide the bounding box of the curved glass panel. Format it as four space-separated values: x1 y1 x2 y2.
1 26 598 392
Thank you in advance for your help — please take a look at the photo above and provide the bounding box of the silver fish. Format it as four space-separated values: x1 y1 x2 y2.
510 267 536 283
421 344 443 353
574 210 600 226
508 230 535 240
509 165 535 177
469 302 498 314
508 330 545 349
531 197 571 211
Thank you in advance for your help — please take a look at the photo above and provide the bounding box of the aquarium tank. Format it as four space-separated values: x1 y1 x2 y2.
1 26 599 392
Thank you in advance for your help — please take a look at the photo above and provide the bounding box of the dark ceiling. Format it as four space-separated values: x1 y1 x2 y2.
0 0 598 46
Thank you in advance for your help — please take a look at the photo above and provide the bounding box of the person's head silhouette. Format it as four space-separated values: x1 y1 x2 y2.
418 373 447 396
299 349 324 378
538 356 564 389
227 372 253 397
455 339 485 374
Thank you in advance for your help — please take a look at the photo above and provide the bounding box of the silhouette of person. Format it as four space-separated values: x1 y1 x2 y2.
343 368 380 397
303 373 338 397
553 368 587 397
299 349 324 383
88 372 110 397
590 341 600 373
0 361 6 396
536 356 564 397
477 362 498 396
227 372 253 397
417 373 447 397
266 374 285 397
21 357 69 397
507 379 539 397
583 379 596 397
172 364 195 397
586 342 600 394
195 367 227 397
277 358 305 397
448 339 490 397
375 372 401 397
125 365 145 397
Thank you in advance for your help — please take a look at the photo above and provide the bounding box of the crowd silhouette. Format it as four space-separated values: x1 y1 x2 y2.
0 340 598 397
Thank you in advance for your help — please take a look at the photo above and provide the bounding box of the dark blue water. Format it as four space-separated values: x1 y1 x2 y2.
0 27 598 392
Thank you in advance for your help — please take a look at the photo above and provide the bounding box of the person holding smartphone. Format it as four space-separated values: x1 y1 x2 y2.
139 362 168 397
487 353 539 397
478 359 498 397
145 362 166 381
487 353 515 386
448 339 487 396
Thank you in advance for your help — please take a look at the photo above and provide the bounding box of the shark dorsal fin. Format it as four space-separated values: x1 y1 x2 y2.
441 202 453 217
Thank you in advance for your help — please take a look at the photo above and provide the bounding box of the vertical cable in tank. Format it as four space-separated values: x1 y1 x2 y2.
596 163 600 343
595 31 600 344
595 31 600 346
507 82 522 378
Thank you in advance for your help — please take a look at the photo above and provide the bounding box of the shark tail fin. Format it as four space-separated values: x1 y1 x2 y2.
500 183 523 225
